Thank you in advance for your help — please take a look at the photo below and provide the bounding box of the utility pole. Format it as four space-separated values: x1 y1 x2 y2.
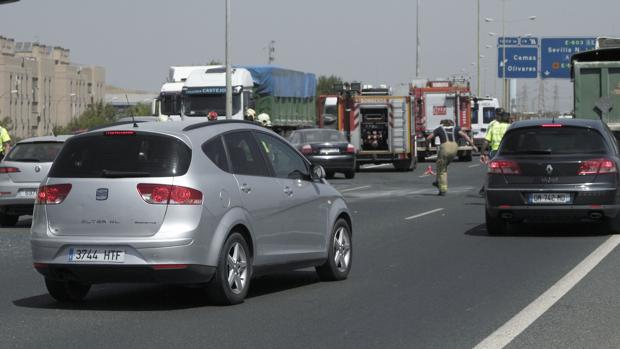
267 40 275 64
553 82 559 113
476 0 480 96
225 0 232 119
537 78 545 116
416 0 421 77
501 0 507 110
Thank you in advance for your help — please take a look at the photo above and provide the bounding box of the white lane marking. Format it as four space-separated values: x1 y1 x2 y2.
469 164 482 168
474 235 620 349
363 164 391 169
340 185 371 193
405 208 444 220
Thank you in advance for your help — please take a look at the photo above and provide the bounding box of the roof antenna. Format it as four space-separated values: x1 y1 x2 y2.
125 94 138 128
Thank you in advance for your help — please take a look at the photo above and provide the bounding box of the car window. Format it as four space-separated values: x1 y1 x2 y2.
482 107 496 124
254 132 309 180
49 132 191 178
289 132 301 145
223 131 270 177
202 136 229 172
500 126 609 155
5 142 64 162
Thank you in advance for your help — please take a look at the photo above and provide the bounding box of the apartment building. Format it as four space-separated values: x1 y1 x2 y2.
0 35 105 138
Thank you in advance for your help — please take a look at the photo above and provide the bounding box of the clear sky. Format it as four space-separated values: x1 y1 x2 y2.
1 0 619 111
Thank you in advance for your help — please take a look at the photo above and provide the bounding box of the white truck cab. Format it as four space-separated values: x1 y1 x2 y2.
182 67 254 120
153 66 217 121
471 97 500 148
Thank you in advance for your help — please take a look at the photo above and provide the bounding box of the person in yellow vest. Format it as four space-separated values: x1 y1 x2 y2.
0 125 11 159
426 119 477 196
479 110 511 196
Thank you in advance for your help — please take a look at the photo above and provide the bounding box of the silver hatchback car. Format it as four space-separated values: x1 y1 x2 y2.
0 135 70 226
31 120 352 305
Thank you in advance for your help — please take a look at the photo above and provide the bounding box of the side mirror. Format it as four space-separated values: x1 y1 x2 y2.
151 98 159 116
310 164 326 180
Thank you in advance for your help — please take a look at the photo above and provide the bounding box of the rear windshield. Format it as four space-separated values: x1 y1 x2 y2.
301 130 347 143
500 126 608 155
49 132 191 178
5 142 64 162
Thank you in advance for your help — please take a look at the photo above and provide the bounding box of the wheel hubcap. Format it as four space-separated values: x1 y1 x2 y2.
226 242 248 294
333 227 351 272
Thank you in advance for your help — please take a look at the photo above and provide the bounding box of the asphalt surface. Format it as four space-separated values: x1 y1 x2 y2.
1 160 619 348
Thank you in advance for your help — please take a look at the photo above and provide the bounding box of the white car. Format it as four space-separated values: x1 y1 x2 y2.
0 135 70 226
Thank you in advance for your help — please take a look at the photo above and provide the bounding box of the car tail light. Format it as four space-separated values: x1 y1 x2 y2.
301 144 313 155
137 184 202 205
346 144 355 154
578 159 617 175
488 160 521 175
36 184 72 205
0 167 20 173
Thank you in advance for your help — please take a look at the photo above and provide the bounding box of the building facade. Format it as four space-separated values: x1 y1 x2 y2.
0 36 105 139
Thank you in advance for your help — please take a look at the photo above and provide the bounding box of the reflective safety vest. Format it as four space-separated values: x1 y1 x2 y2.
485 122 509 151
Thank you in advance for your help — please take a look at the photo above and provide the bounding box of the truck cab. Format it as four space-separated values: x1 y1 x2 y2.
182 67 254 120
470 97 499 149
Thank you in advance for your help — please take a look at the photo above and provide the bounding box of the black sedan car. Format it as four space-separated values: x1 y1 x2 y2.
288 128 356 179
485 119 620 235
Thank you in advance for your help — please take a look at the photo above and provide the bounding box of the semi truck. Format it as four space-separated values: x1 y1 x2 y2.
317 87 416 171
411 79 474 162
152 65 216 121
571 45 620 135
182 65 317 134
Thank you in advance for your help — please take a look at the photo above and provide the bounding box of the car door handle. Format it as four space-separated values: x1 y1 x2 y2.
283 186 293 197
240 184 252 194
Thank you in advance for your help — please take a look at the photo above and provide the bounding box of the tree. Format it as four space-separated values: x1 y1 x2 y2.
53 102 116 134
317 75 343 96
207 59 223 65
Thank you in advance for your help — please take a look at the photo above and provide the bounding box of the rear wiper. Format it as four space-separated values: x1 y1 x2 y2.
10 158 41 162
101 169 150 178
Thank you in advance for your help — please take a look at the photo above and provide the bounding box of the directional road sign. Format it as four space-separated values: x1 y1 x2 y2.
541 37 596 79
498 47 538 78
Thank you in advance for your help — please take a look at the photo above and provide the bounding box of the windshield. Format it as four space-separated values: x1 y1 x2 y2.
500 127 608 155
482 107 495 124
301 130 347 143
183 93 241 117
160 93 182 115
5 142 64 162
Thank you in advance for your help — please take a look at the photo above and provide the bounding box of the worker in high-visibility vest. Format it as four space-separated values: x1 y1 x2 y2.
427 119 477 196
0 125 11 160
479 110 512 196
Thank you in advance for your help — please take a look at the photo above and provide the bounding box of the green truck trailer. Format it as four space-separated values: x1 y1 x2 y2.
572 48 620 132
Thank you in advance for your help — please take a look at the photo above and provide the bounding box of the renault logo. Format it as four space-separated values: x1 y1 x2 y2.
96 188 109 201
546 164 554 175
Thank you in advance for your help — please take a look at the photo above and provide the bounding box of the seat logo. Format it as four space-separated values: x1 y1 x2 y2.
96 188 109 201
34 165 41 173
546 164 554 175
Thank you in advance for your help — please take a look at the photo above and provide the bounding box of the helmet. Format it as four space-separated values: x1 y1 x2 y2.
207 111 218 120
257 113 272 127
245 108 256 120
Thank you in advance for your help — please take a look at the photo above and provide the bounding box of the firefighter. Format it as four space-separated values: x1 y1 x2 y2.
245 108 256 121
426 119 477 196
257 113 272 128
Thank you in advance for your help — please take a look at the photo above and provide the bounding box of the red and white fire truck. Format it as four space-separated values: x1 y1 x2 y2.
410 79 474 162
317 87 416 171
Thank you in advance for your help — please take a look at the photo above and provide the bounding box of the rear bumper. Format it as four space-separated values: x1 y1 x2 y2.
307 154 355 171
34 263 215 285
486 203 620 222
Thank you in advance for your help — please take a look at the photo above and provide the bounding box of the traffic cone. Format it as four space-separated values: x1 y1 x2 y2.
423 165 435 176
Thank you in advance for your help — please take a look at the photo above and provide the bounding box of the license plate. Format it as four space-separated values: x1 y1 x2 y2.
529 193 571 204
68 247 125 263
320 148 340 155
17 189 37 198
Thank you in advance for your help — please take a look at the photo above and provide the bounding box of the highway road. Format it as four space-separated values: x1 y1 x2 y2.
2 161 619 348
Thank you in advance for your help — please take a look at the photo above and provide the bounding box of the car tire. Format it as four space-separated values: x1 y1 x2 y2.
0 213 18 227
606 215 620 234
345 170 355 179
206 232 252 305
316 218 352 281
485 210 507 235
45 278 91 302
325 171 335 179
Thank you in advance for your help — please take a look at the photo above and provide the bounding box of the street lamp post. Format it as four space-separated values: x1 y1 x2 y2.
53 93 76 133
225 0 232 120
476 0 480 96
